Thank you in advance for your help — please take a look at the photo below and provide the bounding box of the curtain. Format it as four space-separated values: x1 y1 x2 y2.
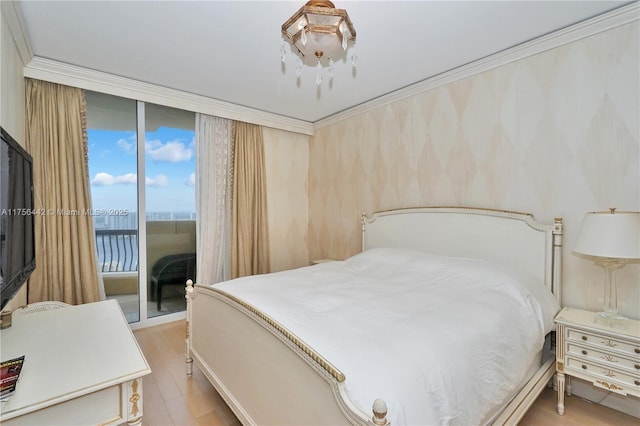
195 114 233 284
231 122 270 278
25 79 101 304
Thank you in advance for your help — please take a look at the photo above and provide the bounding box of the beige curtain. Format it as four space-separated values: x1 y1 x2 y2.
231 122 270 278
25 79 101 304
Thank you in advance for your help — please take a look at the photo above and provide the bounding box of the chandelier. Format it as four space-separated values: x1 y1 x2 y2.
281 0 357 85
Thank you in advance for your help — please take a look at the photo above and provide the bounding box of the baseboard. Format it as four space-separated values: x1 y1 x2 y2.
569 377 640 418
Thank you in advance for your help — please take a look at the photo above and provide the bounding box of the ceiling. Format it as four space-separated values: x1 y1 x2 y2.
16 1 630 123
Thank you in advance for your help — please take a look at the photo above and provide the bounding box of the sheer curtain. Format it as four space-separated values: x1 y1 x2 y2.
25 79 101 304
231 122 270 279
195 114 234 284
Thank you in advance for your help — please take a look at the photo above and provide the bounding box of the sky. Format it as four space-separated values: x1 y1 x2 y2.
87 127 195 213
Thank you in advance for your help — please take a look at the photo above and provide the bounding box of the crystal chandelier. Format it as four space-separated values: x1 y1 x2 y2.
281 0 357 85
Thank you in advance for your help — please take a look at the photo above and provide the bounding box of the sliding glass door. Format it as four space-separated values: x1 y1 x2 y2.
144 103 196 318
86 91 195 324
86 92 140 322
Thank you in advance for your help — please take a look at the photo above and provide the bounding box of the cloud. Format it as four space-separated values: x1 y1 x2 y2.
146 139 192 162
146 175 169 187
117 138 136 154
146 139 163 149
187 173 195 187
92 172 137 186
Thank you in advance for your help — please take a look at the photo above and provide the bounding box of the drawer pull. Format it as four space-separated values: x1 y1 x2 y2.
582 336 587 341
635 364 640 370
635 380 640 386
581 364 587 370
598 381 624 391
581 350 587 355
636 348 640 354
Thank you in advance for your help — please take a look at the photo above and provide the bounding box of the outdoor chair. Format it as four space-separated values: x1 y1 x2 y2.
150 253 196 311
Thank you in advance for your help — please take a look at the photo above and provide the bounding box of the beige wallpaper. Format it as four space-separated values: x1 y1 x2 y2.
1 10 26 143
309 22 640 318
263 127 310 272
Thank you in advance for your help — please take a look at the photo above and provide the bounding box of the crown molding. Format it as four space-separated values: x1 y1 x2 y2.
1 0 34 66
314 2 640 130
15 2 639 135
23 57 314 136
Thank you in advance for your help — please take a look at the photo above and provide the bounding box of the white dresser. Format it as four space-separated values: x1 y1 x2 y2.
0 299 151 425
554 307 640 415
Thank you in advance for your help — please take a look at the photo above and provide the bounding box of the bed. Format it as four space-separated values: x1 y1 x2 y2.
185 207 563 425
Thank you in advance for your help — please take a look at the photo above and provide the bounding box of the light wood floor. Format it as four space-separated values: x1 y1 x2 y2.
134 321 639 426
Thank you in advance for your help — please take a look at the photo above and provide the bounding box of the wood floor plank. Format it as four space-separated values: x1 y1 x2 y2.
134 320 638 425
519 386 639 426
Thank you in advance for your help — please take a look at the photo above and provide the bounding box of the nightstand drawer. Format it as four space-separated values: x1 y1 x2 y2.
568 343 640 374
567 329 640 359
566 357 640 395
555 307 640 415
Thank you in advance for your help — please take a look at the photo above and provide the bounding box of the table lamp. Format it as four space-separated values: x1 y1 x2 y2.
573 209 640 322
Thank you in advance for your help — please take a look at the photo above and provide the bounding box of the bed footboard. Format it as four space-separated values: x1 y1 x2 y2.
185 280 389 426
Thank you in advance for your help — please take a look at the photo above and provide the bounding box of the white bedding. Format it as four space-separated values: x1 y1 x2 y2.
212 248 560 425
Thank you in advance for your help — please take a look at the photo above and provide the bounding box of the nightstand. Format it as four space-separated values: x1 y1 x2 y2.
554 307 640 415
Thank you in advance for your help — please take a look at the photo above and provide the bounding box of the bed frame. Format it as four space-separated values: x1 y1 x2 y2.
185 207 563 425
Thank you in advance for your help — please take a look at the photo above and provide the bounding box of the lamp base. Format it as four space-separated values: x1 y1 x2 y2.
595 311 628 328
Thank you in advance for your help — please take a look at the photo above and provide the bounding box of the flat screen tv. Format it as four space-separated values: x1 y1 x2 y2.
0 127 36 309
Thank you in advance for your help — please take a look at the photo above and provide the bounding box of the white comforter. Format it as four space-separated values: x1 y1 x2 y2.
213 248 560 425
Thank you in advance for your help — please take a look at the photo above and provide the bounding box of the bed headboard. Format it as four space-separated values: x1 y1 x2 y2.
362 207 563 303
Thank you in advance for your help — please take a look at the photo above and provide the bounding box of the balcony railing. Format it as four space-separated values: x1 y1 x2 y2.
95 229 138 272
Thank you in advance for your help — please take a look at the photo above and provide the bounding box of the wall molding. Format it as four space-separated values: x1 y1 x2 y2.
23 58 314 135
1 0 33 66
10 1 639 135
4 0 311 135
313 2 640 130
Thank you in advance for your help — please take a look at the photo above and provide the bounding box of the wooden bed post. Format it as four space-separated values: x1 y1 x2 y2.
185 279 195 376
371 399 389 426
552 217 563 307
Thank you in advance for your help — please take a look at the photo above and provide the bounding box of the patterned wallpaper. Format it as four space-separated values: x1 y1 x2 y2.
263 127 310 272
308 22 640 318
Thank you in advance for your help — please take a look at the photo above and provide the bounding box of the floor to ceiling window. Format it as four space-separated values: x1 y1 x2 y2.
86 92 140 322
144 103 196 319
86 91 195 324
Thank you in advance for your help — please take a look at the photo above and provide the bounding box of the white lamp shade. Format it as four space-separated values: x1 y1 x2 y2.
573 211 640 259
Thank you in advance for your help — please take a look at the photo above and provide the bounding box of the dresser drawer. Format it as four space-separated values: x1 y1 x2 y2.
567 343 640 374
567 357 640 395
567 329 640 359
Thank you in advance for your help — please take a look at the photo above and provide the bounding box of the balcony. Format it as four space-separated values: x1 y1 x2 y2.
96 220 196 322
96 229 138 273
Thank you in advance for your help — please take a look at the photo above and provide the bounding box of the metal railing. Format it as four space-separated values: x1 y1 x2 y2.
95 229 138 272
